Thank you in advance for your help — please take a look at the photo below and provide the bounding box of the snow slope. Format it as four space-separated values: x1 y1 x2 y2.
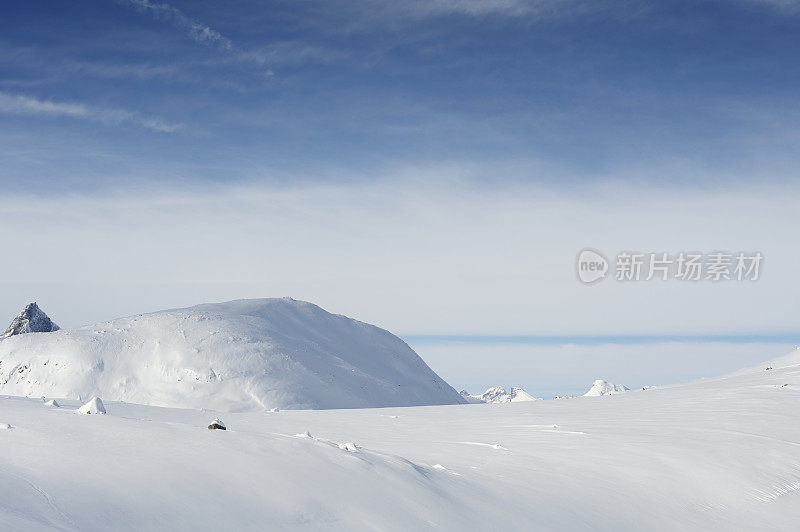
0 298 464 411
1 348 800 530
583 379 629 396
460 386 540 403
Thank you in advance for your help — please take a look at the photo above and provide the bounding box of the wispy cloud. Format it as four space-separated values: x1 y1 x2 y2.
118 0 233 50
330 0 608 26
739 0 800 13
113 0 588 70
116 0 286 73
395 0 559 17
739 0 800 7
0 92 183 133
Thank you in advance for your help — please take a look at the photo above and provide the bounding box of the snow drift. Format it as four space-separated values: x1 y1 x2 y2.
0 298 465 411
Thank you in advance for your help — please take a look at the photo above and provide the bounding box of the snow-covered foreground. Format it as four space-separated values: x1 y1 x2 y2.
2 349 800 531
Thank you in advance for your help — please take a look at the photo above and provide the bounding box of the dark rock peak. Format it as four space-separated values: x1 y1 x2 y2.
1 302 60 339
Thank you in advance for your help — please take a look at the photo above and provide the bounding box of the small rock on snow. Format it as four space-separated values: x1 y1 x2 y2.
207 419 226 430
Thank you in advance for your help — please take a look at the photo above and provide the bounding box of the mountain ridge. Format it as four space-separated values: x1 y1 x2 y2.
459 385 539 403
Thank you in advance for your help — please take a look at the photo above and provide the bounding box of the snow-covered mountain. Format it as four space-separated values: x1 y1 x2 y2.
460 386 539 403
583 379 629 396
459 389 485 403
0 298 465 411
0 302 59 339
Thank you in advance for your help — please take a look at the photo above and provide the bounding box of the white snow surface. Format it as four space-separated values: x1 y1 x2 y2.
460 386 540 403
0 298 464 411
583 379 630 396
1 348 800 530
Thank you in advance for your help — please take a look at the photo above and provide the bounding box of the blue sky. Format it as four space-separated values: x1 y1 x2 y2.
2 1 800 393
2 0 800 192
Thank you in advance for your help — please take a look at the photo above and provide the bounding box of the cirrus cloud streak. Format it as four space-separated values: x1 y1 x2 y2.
0 92 183 133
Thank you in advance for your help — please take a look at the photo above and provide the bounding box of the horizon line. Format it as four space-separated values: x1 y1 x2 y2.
402 334 800 346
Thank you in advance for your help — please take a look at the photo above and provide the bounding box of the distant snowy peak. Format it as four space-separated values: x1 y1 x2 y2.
461 386 540 403
507 387 539 402
584 380 629 397
0 302 59 339
459 390 485 404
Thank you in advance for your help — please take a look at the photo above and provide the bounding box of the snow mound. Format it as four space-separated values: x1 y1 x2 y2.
0 302 59 339
78 397 106 414
44 399 60 407
0 423 13 430
583 380 629 396
461 386 540 403
338 442 358 452
0 298 465 412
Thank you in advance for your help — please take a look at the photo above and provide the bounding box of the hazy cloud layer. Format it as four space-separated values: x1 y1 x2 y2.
1 179 797 336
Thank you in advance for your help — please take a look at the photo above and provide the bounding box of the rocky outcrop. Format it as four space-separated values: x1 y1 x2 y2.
1 303 59 339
